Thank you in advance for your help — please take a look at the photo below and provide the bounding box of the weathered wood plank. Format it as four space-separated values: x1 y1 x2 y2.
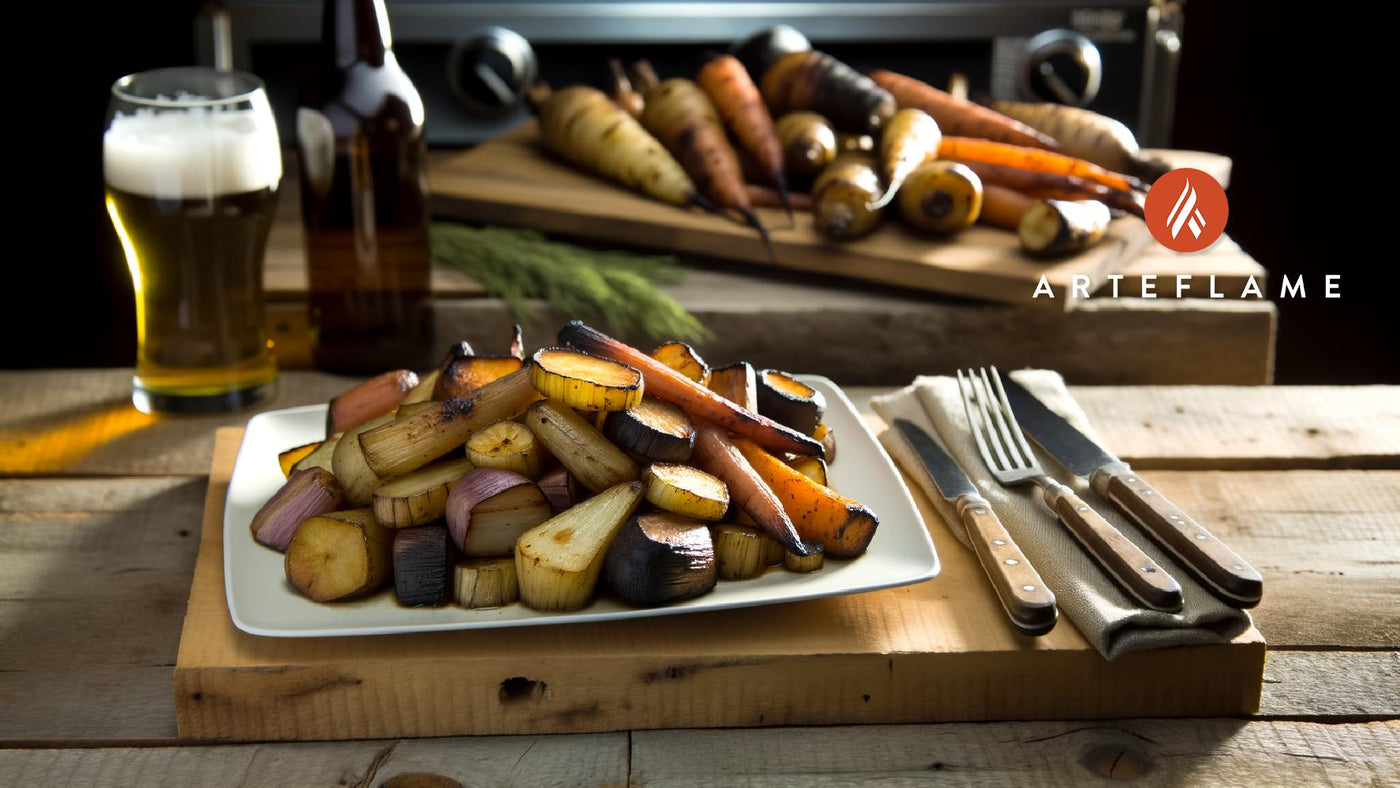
630 720 1400 786
0 734 630 787
1258 652 1400 719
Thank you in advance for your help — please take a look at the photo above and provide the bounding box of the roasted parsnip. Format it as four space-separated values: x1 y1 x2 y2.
514 480 646 611
643 462 730 521
466 419 544 478
372 457 475 529
284 509 393 602
524 399 641 492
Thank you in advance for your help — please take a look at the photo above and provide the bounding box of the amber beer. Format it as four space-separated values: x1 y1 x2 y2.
297 0 434 373
103 69 282 413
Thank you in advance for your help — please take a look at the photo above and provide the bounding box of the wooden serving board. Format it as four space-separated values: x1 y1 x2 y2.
174 428 1265 741
427 122 1156 310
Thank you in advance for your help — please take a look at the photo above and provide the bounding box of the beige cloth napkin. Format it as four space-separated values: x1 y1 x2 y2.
871 370 1253 660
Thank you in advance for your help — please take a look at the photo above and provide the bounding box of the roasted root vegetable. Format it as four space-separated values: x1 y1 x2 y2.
729 24 811 84
869 108 942 209
466 420 544 478
531 347 644 412
250 467 344 551
868 70 1056 150
331 413 396 506
446 468 553 556
756 369 826 437
524 399 641 492
326 369 419 437
775 111 837 178
733 437 879 559
783 541 825 573
603 396 696 464
454 556 520 608
692 421 810 556
436 349 525 400
953 159 1143 217
897 161 984 234
604 512 717 606
393 525 453 607
537 465 585 513
652 341 710 385
812 152 885 241
514 480 646 611
760 50 897 134
607 57 645 118
938 136 1139 193
278 441 321 477
814 423 837 465
290 434 340 475
787 455 829 487
359 368 542 479
372 457 475 529
1018 198 1111 257
697 53 793 222
559 321 823 458
643 462 730 521
529 84 706 209
707 362 758 412
978 184 1036 231
989 100 1171 183
713 523 771 580
394 401 438 421
285 509 393 602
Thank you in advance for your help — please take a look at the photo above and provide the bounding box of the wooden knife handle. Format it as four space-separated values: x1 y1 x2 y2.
1099 468 1263 608
1051 489 1184 612
959 498 1058 637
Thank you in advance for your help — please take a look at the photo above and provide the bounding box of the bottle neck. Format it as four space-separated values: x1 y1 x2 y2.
322 0 393 68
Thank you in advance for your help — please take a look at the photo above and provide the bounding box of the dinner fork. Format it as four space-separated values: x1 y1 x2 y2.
958 367 1184 613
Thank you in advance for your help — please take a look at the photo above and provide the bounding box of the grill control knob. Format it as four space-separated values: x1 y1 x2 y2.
1020 29 1102 106
447 27 537 118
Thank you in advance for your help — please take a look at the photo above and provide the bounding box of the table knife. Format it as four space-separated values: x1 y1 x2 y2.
999 377 1263 607
892 419 1058 636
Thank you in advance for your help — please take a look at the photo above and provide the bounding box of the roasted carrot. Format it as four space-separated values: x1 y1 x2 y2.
978 184 1035 231
606 58 644 118
868 70 1057 150
697 54 793 225
938 136 1140 193
641 76 773 257
746 183 812 211
990 100 1171 183
953 159 1144 218
527 84 707 210
760 50 897 134
869 107 941 209
693 422 811 556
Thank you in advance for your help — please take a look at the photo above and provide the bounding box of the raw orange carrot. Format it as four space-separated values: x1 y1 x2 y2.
978 184 1035 231
938 136 1139 193
954 160 1144 218
697 53 793 224
868 70 1057 150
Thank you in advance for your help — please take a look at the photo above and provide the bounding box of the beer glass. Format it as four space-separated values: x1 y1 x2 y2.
104 67 282 414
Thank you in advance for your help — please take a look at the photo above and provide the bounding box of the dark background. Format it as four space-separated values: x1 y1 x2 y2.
8 3 1395 382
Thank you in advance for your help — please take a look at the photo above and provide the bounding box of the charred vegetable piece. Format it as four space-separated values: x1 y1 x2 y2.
331 413 397 507
760 50 897 134
692 422 809 555
537 465 585 514
454 556 520 608
466 419 544 479
326 369 419 438
251 467 345 552
559 321 823 458
603 396 696 464
812 153 885 240
713 523 771 580
652 341 710 385
775 111 838 178
707 362 759 412
870 108 942 209
530 347 644 412
278 441 321 477
604 511 717 606
1018 198 1111 257
446 467 553 556
372 457 476 529
643 462 730 521
515 480 646 611
436 355 525 400
393 525 454 607
897 161 984 234
756 369 826 437
868 70 1057 150
525 399 641 492
285 509 393 602
783 540 825 573
733 437 879 559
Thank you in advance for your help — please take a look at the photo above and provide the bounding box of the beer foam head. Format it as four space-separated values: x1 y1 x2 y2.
104 105 282 199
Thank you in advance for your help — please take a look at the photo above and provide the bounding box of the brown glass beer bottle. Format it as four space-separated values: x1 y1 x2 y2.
297 0 434 373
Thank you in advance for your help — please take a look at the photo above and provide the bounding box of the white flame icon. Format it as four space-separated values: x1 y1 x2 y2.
1166 178 1207 239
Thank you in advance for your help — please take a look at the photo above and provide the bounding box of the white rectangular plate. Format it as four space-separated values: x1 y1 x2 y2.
224 376 939 637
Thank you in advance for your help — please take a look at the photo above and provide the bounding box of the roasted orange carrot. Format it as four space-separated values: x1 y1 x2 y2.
606 58 644 118
938 136 1140 193
641 75 773 257
868 70 1057 150
693 422 811 556
697 53 793 225
761 50 896 134
954 160 1144 218
978 184 1036 231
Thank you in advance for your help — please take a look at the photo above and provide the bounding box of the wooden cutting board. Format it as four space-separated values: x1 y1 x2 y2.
174 428 1264 741
427 122 1157 310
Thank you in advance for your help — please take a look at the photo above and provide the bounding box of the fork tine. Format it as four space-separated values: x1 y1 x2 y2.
977 367 1026 470
958 369 1002 473
988 366 1039 468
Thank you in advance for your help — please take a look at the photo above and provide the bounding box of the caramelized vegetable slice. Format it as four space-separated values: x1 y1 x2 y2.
652 341 710 385
466 419 544 479
733 438 878 558
437 355 526 400
372 457 476 529
604 512 716 606
531 347 645 412
643 462 729 521
707 362 759 412
603 396 696 463
454 556 520 608
284 509 393 602
278 441 321 477
515 481 646 611
756 369 826 436
713 523 770 580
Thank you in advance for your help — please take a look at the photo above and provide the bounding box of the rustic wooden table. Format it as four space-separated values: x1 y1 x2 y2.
0 370 1396 784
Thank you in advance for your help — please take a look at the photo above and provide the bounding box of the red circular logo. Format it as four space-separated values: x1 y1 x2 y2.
1144 168 1229 253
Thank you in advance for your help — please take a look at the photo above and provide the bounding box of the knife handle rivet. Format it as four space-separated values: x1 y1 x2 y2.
1143 491 1154 496
1076 505 1088 512
1170 515 1181 522
1128 477 1138 483
1142 566 1156 573
1022 585 1037 592
992 539 1006 546
1231 564 1243 571
1004 559 1019 566
973 508 986 515
1195 533 1208 540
